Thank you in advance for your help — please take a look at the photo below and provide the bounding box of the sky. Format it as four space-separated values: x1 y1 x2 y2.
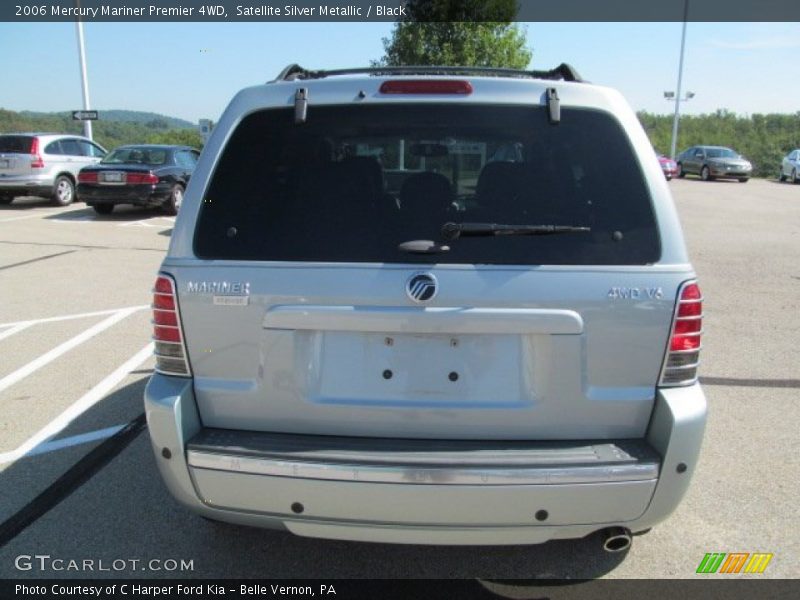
1 21 799 124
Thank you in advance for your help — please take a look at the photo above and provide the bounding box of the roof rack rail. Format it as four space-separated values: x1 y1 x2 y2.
270 64 584 84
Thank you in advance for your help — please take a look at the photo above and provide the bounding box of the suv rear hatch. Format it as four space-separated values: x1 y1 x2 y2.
169 100 686 440
0 135 38 178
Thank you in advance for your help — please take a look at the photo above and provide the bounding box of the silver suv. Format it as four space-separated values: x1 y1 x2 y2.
145 65 707 550
0 133 107 205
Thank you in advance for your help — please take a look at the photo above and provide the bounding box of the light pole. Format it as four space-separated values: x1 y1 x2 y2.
668 0 690 159
665 91 695 104
664 91 695 157
75 3 92 140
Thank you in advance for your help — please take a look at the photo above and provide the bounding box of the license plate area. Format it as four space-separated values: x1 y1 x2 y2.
100 171 125 184
0 159 10 169
315 331 525 406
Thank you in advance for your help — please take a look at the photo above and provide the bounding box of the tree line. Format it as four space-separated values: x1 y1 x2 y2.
4 105 798 179
0 109 204 152
638 110 800 178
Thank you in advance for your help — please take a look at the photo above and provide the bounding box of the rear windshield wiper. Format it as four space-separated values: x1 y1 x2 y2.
441 222 590 241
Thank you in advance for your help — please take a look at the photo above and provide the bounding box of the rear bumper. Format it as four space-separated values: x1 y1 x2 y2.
78 183 171 206
708 168 750 178
144 375 706 545
0 174 53 196
660 166 678 178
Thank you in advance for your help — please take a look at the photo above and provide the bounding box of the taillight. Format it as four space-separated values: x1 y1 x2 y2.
78 172 98 183
30 137 44 168
379 79 473 95
152 274 191 376
126 172 159 184
660 281 702 386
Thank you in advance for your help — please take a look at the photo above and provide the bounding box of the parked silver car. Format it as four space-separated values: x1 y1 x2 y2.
676 145 752 182
779 148 800 183
145 65 707 550
0 133 107 205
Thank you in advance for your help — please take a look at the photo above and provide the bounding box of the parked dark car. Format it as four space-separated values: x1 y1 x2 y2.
675 145 752 182
656 153 679 180
77 144 199 215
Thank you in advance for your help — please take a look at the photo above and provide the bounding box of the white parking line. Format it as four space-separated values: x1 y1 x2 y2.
50 215 96 223
0 307 142 395
0 323 34 342
118 216 175 228
0 343 153 465
0 305 148 329
25 424 126 458
119 220 158 228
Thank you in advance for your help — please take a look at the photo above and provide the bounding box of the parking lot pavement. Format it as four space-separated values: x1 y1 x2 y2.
0 179 798 581
0 198 165 525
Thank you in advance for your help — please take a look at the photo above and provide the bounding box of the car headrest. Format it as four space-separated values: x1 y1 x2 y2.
476 162 526 201
340 156 384 196
399 171 453 215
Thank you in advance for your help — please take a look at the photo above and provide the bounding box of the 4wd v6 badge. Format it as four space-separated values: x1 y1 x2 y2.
607 287 664 300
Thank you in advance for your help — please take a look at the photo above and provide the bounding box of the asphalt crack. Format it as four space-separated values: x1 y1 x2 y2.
700 376 800 389
0 250 76 271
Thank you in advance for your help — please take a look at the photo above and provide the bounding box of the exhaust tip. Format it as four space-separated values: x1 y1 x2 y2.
602 527 632 553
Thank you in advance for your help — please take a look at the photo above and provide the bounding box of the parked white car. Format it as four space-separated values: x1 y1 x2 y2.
0 133 107 205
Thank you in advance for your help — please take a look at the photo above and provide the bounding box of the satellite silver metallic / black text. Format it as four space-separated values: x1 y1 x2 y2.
236 5 406 17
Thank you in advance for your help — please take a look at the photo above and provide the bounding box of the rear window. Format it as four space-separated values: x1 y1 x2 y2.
0 135 34 153
102 147 168 166
706 148 738 159
194 104 660 265
59 139 82 156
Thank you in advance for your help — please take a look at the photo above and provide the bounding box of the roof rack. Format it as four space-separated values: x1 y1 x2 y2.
271 63 584 84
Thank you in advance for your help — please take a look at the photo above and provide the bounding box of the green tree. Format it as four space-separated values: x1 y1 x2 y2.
374 0 531 69
0 108 204 151
636 110 800 178
146 128 204 148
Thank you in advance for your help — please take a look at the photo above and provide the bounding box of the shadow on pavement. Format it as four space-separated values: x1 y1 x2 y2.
43 206 168 222
0 378 150 526
0 196 55 210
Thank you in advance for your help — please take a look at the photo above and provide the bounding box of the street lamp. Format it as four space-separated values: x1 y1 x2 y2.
75 0 92 140
667 0 690 160
665 91 695 159
664 91 695 101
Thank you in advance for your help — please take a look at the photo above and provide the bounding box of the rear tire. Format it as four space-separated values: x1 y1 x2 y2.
779 168 786 182
677 163 686 178
700 166 713 181
93 204 114 215
162 184 184 216
52 175 75 206
738 177 749 183
793 169 798 184
0 195 13 205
